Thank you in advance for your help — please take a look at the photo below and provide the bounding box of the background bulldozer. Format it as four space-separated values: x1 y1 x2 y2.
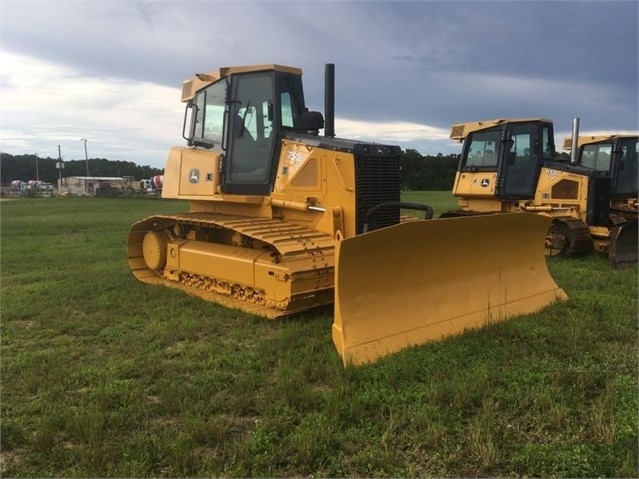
127 64 566 365
446 118 637 268
563 131 638 267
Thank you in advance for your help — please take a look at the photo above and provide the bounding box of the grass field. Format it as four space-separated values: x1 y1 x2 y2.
1 194 637 477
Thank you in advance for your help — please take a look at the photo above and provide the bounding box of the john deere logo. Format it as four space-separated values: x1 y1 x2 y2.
189 169 200 184
481 178 490 187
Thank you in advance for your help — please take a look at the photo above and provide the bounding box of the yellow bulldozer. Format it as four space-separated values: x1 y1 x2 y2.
446 118 637 268
127 64 566 366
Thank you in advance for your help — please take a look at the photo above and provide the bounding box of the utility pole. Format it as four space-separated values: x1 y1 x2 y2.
56 145 65 192
81 138 90 177
35 153 39 181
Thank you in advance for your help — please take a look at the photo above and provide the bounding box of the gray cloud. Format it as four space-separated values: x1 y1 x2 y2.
1 0 637 165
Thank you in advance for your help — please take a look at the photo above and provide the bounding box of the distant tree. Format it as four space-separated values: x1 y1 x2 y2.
399 149 459 191
0 153 163 184
2 150 461 191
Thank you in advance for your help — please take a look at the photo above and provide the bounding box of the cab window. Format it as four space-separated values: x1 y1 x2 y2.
281 93 294 128
193 80 226 146
465 130 500 168
582 143 612 171
613 138 638 196
542 125 554 161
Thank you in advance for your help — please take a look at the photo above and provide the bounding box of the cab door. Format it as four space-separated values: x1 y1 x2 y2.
610 137 638 198
497 122 551 199
224 72 277 195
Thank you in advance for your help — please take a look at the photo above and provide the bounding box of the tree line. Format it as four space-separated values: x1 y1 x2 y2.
400 150 459 190
0 153 163 185
0 150 461 191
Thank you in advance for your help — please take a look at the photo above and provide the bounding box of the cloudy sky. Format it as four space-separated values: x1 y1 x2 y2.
1 0 637 169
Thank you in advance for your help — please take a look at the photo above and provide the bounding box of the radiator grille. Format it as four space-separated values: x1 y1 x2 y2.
586 175 610 226
354 155 401 234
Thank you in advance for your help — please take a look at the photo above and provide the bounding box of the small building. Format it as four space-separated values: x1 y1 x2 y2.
59 176 125 196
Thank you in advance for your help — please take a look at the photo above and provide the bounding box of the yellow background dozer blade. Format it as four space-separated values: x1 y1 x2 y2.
609 219 638 268
332 212 568 366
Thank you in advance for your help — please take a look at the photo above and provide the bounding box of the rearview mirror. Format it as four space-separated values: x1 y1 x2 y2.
182 103 196 141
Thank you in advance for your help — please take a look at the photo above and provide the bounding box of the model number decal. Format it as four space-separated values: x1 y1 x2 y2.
287 150 303 164
544 168 560 178
473 178 491 187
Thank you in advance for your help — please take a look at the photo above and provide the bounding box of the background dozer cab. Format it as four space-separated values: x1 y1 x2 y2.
446 118 637 268
562 133 638 218
127 65 566 366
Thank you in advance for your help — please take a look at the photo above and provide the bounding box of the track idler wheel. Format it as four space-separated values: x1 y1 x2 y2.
142 230 168 270
544 218 593 257
545 221 570 256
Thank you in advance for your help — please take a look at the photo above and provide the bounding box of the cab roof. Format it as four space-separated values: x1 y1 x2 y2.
181 64 302 101
449 118 552 141
562 134 638 150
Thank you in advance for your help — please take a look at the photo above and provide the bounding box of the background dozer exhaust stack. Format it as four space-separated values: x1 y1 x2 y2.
127 64 568 366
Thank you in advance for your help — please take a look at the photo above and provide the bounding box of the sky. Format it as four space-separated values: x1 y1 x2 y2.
1 0 638 170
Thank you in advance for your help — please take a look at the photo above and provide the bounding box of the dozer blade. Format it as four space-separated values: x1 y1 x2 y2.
609 220 638 268
332 212 568 366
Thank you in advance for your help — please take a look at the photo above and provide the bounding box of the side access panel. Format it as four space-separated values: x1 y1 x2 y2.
332 212 568 365
162 147 222 199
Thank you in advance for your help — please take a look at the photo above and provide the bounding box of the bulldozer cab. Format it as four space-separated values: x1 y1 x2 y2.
563 134 638 199
453 119 555 199
181 65 320 196
579 136 638 199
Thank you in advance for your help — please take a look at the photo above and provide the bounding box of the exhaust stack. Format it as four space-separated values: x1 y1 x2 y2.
324 63 335 138
570 117 580 164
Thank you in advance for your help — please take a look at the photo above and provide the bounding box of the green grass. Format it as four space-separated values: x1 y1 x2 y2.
1 196 637 477
400 189 459 217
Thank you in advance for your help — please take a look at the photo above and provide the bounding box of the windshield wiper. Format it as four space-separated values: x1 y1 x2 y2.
238 101 251 138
